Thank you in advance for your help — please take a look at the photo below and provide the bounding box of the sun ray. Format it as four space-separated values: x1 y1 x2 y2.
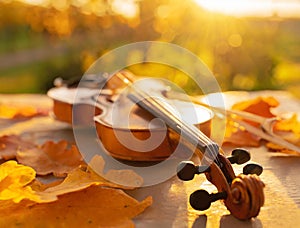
194 0 300 18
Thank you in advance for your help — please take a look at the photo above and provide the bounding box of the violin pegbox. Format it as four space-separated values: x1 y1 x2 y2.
227 148 263 176
176 148 265 220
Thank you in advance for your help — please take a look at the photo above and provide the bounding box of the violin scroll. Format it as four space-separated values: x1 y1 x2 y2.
225 174 265 220
177 148 265 220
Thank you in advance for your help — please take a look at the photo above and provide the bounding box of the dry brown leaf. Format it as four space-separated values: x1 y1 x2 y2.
0 104 48 120
17 140 83 177
223 97 279 147
0 135 35 160
266 114 300 154
223 120 261 147
36 155 143 201
224 96 279 147
89 155 144 188
223 128 261 147
232 96 278 119
266 142 300 156
30 179 64 192
0 156 144 204
0 185 152 228
38 165 138 202
225 96 300 154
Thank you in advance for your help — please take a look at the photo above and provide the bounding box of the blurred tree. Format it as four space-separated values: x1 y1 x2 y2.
0 0 299 95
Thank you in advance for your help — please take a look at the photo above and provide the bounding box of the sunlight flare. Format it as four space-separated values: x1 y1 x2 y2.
194 0 300 17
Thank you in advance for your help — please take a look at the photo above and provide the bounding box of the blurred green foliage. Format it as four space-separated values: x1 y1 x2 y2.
0 0 299 96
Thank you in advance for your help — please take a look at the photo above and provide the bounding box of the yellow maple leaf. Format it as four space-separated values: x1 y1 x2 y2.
0 104 47 119
0 185 152 227
0 161 43 203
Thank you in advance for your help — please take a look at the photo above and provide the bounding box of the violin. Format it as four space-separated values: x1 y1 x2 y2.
47 70 265 220
48 71 213 161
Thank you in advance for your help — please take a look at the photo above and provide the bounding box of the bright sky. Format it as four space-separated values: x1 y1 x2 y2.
18 0 139 18
195 0 300 17
14 0 300 18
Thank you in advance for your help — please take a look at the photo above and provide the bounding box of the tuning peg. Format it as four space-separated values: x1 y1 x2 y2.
190 189 227 211
243 163 263 176
176 161 210 181
227 148 251 165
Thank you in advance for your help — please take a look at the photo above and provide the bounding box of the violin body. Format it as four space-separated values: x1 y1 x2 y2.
48 75 213 161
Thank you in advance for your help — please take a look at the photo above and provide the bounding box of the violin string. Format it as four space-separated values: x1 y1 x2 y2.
115 72 221 165
115 72 212 146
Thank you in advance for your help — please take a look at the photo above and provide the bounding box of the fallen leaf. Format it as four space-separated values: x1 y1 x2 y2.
274 114 300 134
266 142 300 156
0 156 144 204
36 155 143 201
17 140 83 177
89 155 144 188
30 179 64 192
0 104 47 120
223 120 261 147
0 161 45 203
265 114 300 154
232 96 278 119
225 96 300 154
0 185 152 228
0 135 35 160
224 96 279 146
38 164 137 202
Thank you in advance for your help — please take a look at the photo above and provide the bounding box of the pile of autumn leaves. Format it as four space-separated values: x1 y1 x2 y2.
0 95 299 227
223 96 300 155
0 105 151 227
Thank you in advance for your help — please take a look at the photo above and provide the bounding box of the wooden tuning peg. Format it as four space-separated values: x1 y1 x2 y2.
176 161 210 181
243 163 263 176
227 148 251 165
190 189 227 211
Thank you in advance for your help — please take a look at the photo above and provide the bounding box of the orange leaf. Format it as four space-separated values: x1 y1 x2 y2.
88 155 144 188
16 140 83 177
274 114 300 134
39 165 139 202
266 114 300 154
0 104 48 120
0 135 35 160
232 96 278 118
223 120 261 147
224 96 279 147
0 185 152 227
266 142 300 157
36 155 143 201
226 96 300 154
